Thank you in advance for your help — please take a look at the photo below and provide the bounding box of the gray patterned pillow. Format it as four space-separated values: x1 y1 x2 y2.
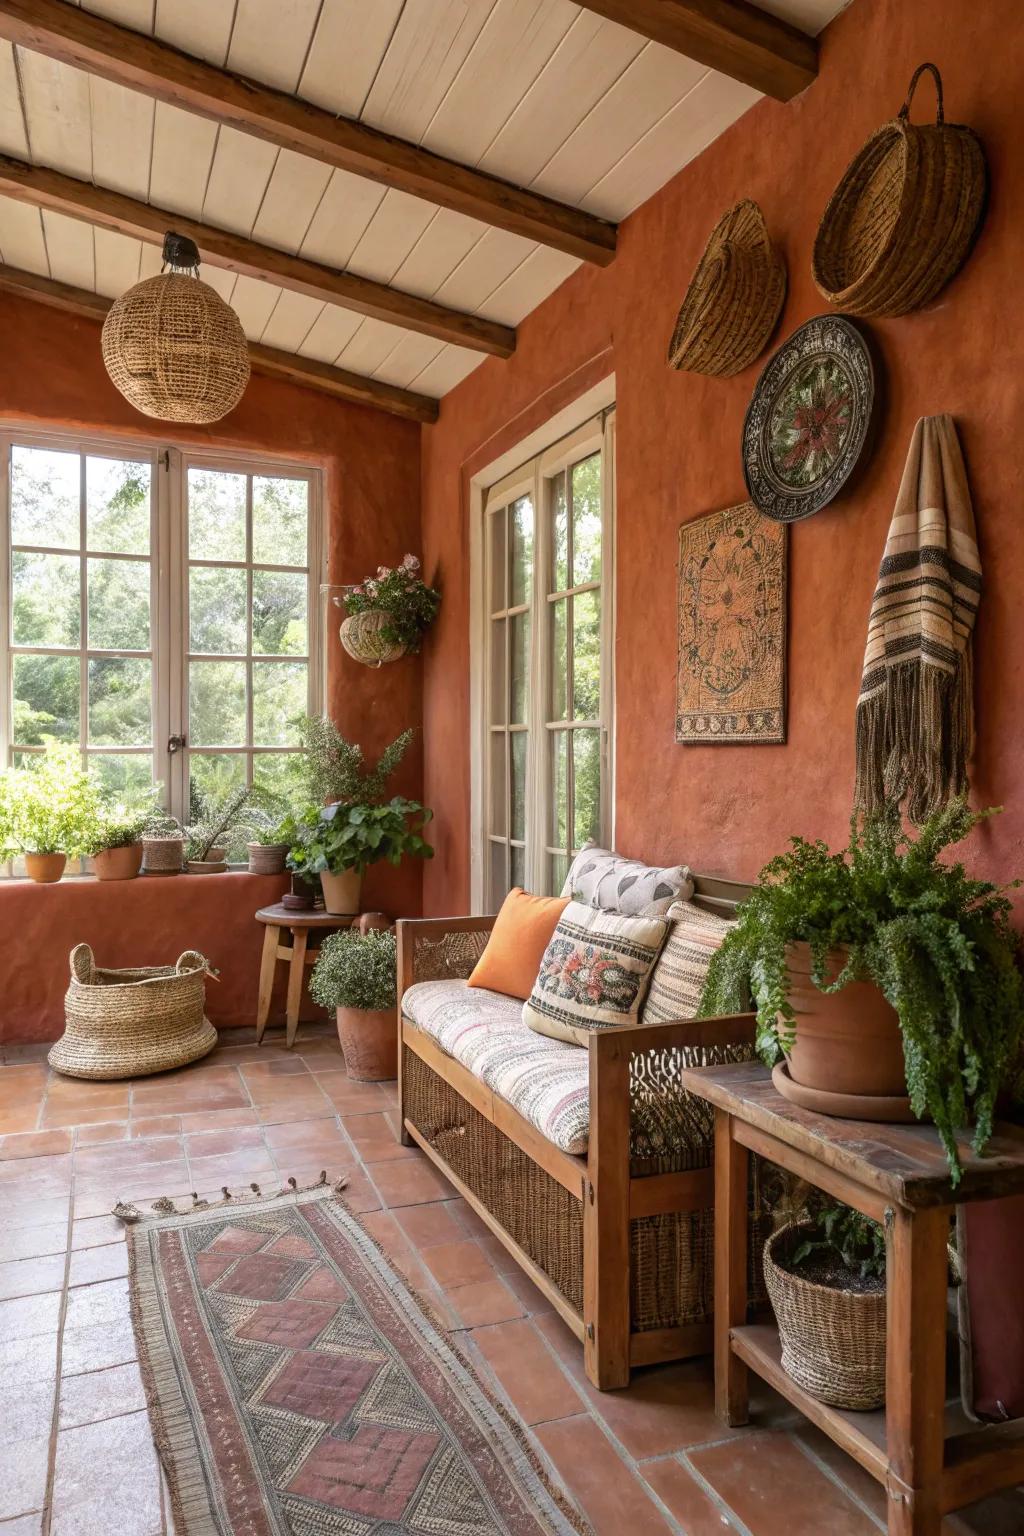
561 845 694 917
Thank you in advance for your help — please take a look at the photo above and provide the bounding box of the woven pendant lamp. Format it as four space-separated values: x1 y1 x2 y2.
102 231 250 424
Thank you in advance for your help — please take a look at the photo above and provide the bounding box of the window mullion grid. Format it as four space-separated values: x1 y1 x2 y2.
565 465 576 862
245 473 254 789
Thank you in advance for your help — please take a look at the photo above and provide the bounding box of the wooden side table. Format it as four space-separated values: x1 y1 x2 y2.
680 1061 1024 1536
255 903 354 1048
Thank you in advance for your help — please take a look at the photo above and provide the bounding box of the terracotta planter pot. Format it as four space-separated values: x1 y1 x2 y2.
91 842 143 881
782 943 906 1097
320 868 363 916
336 1006 397 1082
187 847 227 875
24 851 67 884
247 842 288 875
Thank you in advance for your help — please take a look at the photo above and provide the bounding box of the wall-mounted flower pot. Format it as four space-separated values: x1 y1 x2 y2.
247 842 288 875
91 842 144 881
187 846 227 875
320 868 363 916
25 852 67 884
336 1006 397 1082
339 610 407 667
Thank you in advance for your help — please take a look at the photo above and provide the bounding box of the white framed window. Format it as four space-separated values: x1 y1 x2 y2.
0 428 323 841
479 408 615 906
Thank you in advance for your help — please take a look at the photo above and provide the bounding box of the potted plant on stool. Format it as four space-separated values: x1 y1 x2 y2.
699 799 1024 1182
286 797 433 915
309 927 398 1081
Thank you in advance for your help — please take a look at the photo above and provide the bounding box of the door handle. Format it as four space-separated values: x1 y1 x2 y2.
168 734 187 754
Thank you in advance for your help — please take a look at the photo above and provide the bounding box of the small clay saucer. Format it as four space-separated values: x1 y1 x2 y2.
772 1060 922 1124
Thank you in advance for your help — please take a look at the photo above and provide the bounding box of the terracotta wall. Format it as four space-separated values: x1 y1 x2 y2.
0 293 423 1041
420 0 1024 915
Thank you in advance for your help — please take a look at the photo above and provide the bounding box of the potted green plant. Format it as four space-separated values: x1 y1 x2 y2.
700 799 1024 1182
247 818 292 876
764 1203 887 1411
286 796 433 915
0 745 100 883
333 554 440 666
309 927 398 1080
184 782 278 874
85 788 161 881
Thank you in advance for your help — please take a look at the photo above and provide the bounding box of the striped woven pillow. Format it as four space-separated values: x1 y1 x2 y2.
641 900 735 1025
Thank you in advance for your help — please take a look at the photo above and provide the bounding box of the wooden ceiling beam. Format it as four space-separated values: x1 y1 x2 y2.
0 0 617 267
574 0 817 101
0 263 439 424
0 155 513 358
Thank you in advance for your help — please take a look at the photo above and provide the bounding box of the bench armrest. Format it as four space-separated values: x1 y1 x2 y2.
397 915 497 994
589 1012 757 1054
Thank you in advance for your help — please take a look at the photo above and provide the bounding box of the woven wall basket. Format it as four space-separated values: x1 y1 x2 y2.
812 63 987 317
49 944 217 1081
101 271 251 425
764 1223 887 1410
339 610 408 666
668 200 786 377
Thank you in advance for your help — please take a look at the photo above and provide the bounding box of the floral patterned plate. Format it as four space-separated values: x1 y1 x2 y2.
741 313 875 522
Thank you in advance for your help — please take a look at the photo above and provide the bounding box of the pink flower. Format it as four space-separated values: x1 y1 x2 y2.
377 565 390 578
402 553 421 572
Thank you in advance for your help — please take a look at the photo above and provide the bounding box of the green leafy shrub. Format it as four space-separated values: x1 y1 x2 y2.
184 782 281 863
310 929 397 1012
699 799 1024 1183
0 745 102 857
85 787 162 855
287 797 432 877
337 555 440 654
297 716 413 807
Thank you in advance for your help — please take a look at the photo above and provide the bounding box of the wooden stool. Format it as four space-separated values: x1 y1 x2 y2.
255 904 354 1048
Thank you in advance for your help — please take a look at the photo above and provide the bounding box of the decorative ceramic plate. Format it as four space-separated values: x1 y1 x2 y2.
741 314 874 522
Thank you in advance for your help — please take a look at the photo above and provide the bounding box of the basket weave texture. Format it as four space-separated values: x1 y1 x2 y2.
812 63 986 317
764 1222 887 1410
141 833 184 874
102 272 250 424
340 610 407 666
49 944 217 1081
668 200 786 377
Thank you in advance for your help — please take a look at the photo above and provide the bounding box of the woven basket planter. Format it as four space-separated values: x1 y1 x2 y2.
142 832 184 875
248 842 289 875
812 63 986 317
49 943 217 1081
339 610 408 667
764 1223 887 1410
669 200 786 377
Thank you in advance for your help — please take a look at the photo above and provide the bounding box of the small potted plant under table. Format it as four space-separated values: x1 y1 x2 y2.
310 927 398 1081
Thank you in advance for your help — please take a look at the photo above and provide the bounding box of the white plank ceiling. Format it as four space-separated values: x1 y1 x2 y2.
0 0 848 402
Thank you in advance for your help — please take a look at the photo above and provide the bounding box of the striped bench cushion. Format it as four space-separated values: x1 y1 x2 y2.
401 979 590 1156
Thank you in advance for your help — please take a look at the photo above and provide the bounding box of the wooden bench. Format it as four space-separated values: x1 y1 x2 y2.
396 874 759 1389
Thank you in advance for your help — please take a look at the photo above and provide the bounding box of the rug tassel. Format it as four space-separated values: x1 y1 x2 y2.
112 1171 349 1222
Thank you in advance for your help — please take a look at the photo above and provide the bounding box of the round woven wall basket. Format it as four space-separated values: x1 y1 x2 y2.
668 200 786 377
339 610 408 666
764 1223 887 1411
102 233 250 424
49 944 217 1081
812 63 987 317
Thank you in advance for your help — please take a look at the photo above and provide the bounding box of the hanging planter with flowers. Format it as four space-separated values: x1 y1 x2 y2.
334 555 440 667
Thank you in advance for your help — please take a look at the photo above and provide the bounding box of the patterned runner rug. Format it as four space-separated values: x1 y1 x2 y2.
127 1185 588 1535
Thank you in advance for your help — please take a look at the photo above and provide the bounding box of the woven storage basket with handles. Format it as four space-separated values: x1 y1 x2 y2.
764 1221 887 1410
812 62 987 317
49 944 217 1081
668 199 786 377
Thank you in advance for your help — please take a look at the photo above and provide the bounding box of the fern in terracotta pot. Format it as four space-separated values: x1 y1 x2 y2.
310 928 397 1081
699 799 1024 1182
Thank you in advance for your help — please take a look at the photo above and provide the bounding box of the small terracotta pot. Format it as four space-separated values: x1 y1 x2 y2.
91 842 143 881
247 842 288 875
782 943 906 1097
336 1006 397 1082
188 847 227 875
320 868 363 916
24 851 67 884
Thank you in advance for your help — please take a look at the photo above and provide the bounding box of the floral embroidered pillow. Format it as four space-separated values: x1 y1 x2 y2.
523 901 668 1047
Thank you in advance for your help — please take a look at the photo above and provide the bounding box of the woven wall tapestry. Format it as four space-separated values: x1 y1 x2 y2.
675 501 787 744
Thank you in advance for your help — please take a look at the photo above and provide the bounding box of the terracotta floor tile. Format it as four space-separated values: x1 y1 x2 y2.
318 1076 391 1114
331 1165 382 1213
0 1513 44 1534
5 1221 67 1261
263 1118 348 1152
64 1276 129 1333
75 1137 185 1174
689 1431 879 1536
239 1057 310 1079
254 1100 338 1126
51 1409 162 1536
471 1318 584 1425
0 1289 62 1338
0 1432 49 1523
477 1233 523 1275
0 1106 43 1134
643 1456 741 1535
944 1488 1024 1534
46 1080 129 1108
422 1238 496 1288
58 1360 146 1429
394 1200 467 1250
41 1102 128 1129
61 1313 136 1375
796 1426 888 1521
0 1128 72 1160
182 1124 267 1157
445 1276 527 1328
68 1241 129 1287
0 1194 70 1229
533 1415 674 1536
0 1376 56 1446
75 1122 129 1146
447 1196 493 1241
0 1330 58 1387
128 1115 181 1139
339 1111 413 1162
177 1106 259 1133
70 1214 125 1250
0 1252 66 1301
369 1157 452 1208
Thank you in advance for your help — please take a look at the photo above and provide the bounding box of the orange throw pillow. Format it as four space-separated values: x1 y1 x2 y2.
468 888 569 1000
